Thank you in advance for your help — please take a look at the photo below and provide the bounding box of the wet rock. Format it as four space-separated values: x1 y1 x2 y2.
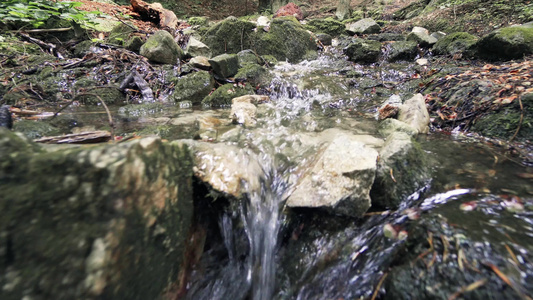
0 105 12 129
118 102 169 119
202 17 256 56
305 17 345 36
202 83 255 107
209 53 239 78
377 95 402 120
253 16 318 63
273 2 303 20
398 93 430 134
345 18 381 35
0 129 194 300
170 70 214 104
234 63 270 86
432 32 478 56
230 100 257 127
385 40 418 61
231 94 270 104
316 33 333 46
140 30 183 64
184 140 263 197
189 56 211 70
287 131 379 217
74 79 125 105
474 24 533 60
370 131 430 209
378 118 418 138
343 38 382 63
185 36 212 58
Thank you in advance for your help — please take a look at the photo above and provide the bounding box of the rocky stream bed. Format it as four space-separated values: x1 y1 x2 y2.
1 1 533 299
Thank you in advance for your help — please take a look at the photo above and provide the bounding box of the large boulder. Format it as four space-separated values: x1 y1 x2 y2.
287 130 379 217
474 24 533 60
432 32 478 56
0 129 194 300
346 18 381 35
140 30 183 64
202 16 256 56
170 70 214 104
253 16 317 63
343 38 382 63
370 131 430 209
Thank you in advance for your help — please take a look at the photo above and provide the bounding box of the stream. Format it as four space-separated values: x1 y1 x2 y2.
32 48 533 299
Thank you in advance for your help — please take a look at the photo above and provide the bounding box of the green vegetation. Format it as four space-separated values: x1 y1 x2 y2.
0 0 99 29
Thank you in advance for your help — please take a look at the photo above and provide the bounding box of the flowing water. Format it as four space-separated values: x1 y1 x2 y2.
51 50 533 299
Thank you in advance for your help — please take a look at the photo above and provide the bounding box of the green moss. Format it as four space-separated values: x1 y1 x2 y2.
305 17 346 36
202 17 256 56
13 120 61 139
202 83 255 107
432 32 478 55
472 93 533 141
253 16 317 63
234 63 271 86
475 26 533 59
188 16 209 26
170 71 214 104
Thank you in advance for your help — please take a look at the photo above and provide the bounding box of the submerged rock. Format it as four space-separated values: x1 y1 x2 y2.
140 30 183 64
287 131 379 217
0 129 194 300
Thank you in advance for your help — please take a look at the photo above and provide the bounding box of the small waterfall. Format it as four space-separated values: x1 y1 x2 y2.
241 163 288 300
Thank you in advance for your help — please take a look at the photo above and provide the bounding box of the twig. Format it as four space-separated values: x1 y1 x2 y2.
50 92 115 141
11 27 72 33
509 94 524 142
370 272 388 300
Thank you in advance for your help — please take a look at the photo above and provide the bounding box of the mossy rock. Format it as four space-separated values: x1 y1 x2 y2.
202 16 256 56
108 23 138 46
343 38 382 63
202 83 255 107
170 71 214 104
472 93 533 141
474 25 533 60
234 63 271 86
305 17 345 36
253 16 317 63
386 40 418 61
237 49 262 67
188 16 209 26
0 130 194 300
432 32 478 56
13 119 61 139
140 30 184 64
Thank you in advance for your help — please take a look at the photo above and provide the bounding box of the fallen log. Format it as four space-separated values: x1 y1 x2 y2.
34 131 112 144
130 0 179 30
